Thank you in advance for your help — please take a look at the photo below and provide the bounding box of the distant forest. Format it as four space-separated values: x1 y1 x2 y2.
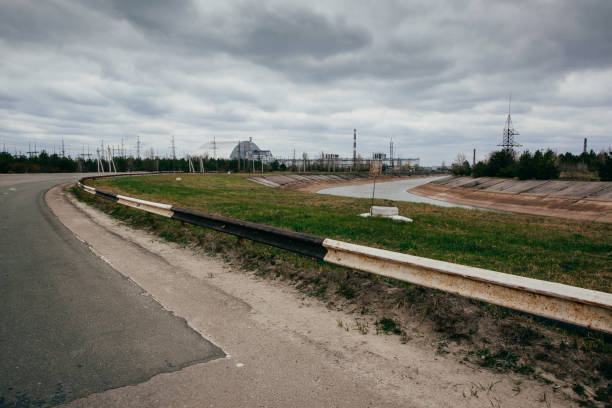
451 149 612 181
0 151 286 174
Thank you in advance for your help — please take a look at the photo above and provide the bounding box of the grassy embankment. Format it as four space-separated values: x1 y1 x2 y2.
87 173 611 293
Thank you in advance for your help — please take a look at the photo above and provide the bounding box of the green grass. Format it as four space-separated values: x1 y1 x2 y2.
90 173 612 293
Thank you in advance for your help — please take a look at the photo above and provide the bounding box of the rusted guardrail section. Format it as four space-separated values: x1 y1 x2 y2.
78 177 612 334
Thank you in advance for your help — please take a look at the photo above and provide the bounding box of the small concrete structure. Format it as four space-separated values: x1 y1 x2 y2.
359 206 412 222
370 206 398 216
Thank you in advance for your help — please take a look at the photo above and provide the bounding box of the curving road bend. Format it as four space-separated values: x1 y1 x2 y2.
0 174 223 407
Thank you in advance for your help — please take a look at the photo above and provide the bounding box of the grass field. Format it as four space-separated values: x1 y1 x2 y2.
88 173 611 293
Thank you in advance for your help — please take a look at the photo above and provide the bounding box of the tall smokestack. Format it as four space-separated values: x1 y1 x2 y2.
584 138 587 154
473 148 476 167
353 129 357 169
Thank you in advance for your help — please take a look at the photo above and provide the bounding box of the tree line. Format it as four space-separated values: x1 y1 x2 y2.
0 151 425 174
451 149 612 181
0 151 283 174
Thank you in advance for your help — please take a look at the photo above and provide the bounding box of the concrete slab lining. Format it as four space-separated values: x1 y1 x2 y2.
552 182 611 198
474 178 510 189
443 177 474 187
458 177 493 188
431 176 453 185
590 185 612 199
483 179 522 192
526 181 575 195
499 180 550 194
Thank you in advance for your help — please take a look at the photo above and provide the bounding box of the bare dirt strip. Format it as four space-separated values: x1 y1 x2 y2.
409 180 612 223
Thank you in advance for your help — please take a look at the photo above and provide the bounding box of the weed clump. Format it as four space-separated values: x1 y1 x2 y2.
376 317 402 335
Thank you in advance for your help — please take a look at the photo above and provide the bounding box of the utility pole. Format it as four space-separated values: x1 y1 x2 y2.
353 129 357 171
389 138 394 171
107 146 112 172
171 135 176 160
96 147 105 173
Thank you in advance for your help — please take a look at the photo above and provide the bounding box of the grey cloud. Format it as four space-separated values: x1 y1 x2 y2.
236 7 371 59
106 1 371 61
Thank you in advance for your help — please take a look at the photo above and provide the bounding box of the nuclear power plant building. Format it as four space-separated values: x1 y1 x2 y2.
229 139 273 163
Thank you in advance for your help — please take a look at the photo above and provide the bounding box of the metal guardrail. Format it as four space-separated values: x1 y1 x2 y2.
78 176 612 334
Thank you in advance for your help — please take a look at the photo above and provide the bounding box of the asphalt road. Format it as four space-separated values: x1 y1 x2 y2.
0 174 223 407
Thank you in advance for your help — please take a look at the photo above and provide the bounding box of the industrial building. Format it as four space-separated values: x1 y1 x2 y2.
229 138 273 163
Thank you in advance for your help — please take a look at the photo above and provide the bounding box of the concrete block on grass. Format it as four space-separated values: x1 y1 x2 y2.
359 206 412 222
370 206 399 216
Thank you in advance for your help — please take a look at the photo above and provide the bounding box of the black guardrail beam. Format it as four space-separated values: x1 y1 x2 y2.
171 206 327 260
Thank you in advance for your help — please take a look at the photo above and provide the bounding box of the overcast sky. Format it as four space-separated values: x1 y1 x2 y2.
1 0 611 165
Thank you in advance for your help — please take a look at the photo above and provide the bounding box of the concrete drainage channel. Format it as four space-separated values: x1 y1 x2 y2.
78 174 612 334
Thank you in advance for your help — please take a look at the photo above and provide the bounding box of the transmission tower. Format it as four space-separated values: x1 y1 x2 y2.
498 96 521 152
77 145 92 173
136 136 141 159
61 137 65 158
27 142 39 158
